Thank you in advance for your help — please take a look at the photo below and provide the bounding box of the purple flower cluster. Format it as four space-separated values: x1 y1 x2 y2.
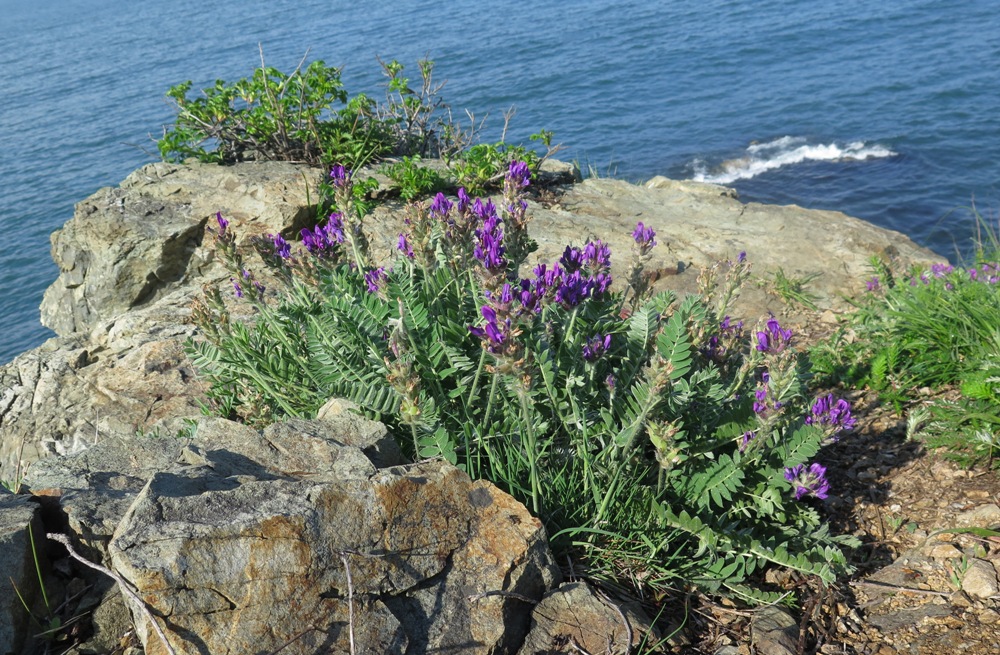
364 267 387 293
506 160 531 188
866 276 880 292
752 372 783 418
468 304 510 354
230 268 265 301
784 463 830 500
268 234 291 260
706 315 745 361
755 318 793 354
472 199 506 274
215 212 230 236
805 394 856 439
582 334 612 362
632 222 657 255
301 213 345 257
329 164 351 188
968 262 1000 285
397 233 415 259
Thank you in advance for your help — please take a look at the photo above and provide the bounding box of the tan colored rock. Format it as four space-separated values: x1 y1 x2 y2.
956 503 1000 528
41 161 324 337
962 559 1000 599
924 543 964 560
111 461 557 655
517 581 660 654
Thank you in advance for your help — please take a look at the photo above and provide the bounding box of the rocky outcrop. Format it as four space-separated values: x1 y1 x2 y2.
40 161 324 337
0 158 947 653
3 160 941 482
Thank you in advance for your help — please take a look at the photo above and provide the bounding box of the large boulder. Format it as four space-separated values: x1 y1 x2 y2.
24 414 559 655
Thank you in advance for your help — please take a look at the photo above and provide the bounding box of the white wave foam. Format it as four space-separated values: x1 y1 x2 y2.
691 137 897 184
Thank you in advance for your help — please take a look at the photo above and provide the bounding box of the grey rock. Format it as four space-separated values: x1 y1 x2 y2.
750 605 798 655
0 286 206 483
962 558 1000 599
21 413 389 559
867 605 951 632
517 581 659 654
0 493 43 655
41 161 323 337
106 441 558 655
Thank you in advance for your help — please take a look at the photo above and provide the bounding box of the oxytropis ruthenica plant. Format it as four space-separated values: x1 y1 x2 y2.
189 162 859 603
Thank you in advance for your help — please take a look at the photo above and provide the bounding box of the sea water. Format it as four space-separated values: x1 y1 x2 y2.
1 0 998 363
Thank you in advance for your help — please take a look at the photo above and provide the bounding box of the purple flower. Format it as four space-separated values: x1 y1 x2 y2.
606 374 616 393
931 263 954 278
755 318 793 353
329 165 351 187
866 276 880 292
582 334 612 362
301 216 345 257
739 430 756 452
805 394 856 438
397 233 414 259
468 304 509 353
506 160 532 188
632 222 657 253
784 463 830 500
364 267 387 293
753 387 769 415
473 205 506 273
456 188 471 214
326 213 346 243
231 277 243 298
737 251 747 263
430 192 453 218
560 246 586 273
269 234 291 260
583 240 612 271
215 212 229 236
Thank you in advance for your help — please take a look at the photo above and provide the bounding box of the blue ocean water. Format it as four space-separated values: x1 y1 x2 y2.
1 0 998 363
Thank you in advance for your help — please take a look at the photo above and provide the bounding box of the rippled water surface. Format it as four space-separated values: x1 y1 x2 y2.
1 0 998 362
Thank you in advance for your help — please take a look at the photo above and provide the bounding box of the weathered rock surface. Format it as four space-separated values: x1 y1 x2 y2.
40 161 324 337
24 414 559 655
0 490 44 655
517 581 659 654
750 605 799 655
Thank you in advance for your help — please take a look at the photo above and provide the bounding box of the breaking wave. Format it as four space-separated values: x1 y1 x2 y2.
690 136 897 184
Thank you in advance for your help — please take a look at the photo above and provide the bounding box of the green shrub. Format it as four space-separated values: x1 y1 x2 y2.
380 156 448 201
189 163 857 603
159 59 394 168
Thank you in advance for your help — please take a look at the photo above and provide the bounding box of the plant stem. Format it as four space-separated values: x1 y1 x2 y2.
517 388 542 515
